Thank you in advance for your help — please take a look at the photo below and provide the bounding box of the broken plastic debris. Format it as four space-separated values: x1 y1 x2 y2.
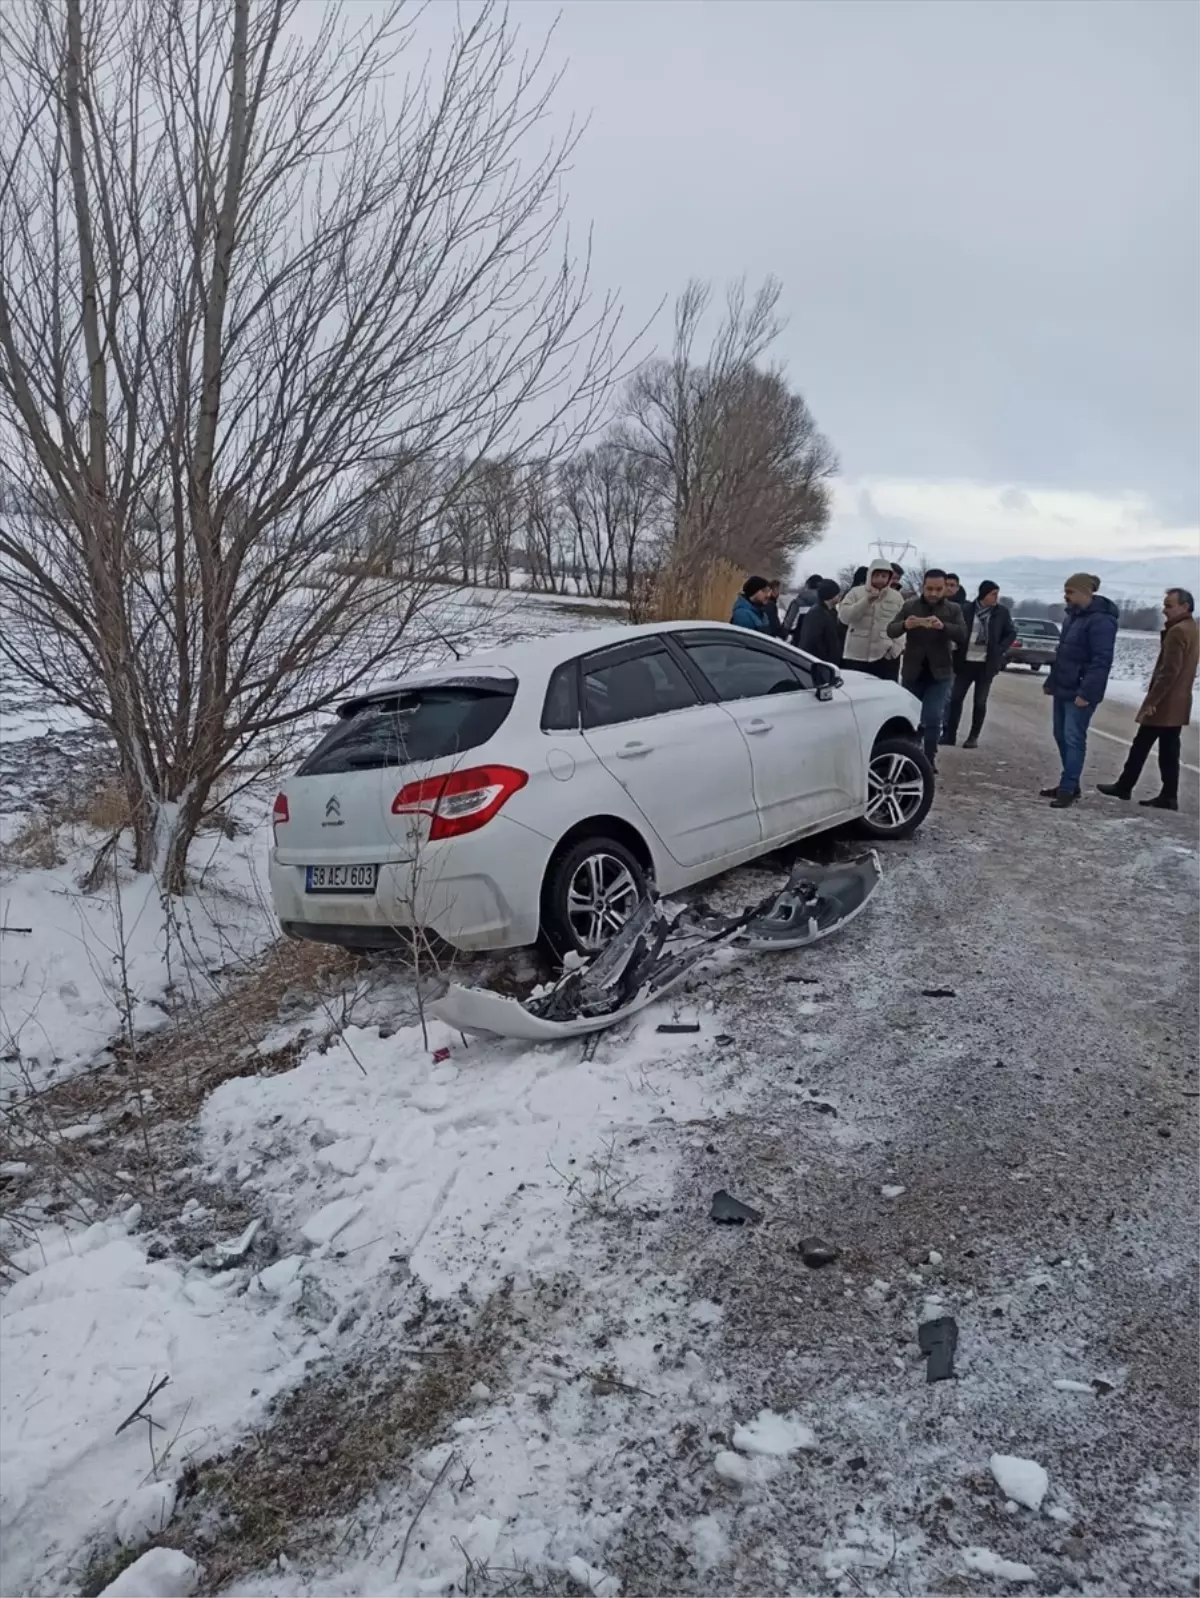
431 1046 451 1063
710 1189 763 1225
430 854 883 1041
917 1314 958 1382
880 1184 906 1199
798 1237 840 1268
921 987 957 998
656 1021 701 1034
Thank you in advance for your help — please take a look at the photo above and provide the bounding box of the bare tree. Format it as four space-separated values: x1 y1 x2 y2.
558 442 661 600
0 0 624 892
617 277 835 605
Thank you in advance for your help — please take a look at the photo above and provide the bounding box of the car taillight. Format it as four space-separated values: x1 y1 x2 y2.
392 765 528 840
272 792 289 846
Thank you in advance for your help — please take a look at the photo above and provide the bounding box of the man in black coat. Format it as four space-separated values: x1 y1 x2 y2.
797 579 844 664
943 581 1017 748
885 569 968 766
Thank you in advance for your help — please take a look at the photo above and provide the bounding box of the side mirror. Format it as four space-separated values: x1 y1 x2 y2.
810 661 839 700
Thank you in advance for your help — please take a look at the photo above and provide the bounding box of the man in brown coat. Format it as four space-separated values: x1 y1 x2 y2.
1098 587 1199 811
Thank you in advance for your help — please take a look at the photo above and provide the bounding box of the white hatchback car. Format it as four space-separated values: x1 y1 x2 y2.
270 621 933 957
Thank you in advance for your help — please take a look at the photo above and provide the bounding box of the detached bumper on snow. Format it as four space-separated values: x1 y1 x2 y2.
430 853 882 1041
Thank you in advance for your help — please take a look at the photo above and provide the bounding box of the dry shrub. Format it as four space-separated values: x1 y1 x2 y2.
74 780 131 833
3 811 63 869
3 781 131 874
649 555 743 623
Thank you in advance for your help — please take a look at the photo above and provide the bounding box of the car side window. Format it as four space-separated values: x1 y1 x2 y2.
541 663 579 731
680 638 811 702
582 647 700 729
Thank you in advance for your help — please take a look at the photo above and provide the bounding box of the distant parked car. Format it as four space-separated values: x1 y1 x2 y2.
1004 616 1061 673
269 622 935 958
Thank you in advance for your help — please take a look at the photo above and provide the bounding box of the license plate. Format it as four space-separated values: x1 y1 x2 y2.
305 863 378 894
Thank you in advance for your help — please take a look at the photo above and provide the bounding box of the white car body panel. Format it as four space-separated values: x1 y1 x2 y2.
582 701 760 869
269 621 925 951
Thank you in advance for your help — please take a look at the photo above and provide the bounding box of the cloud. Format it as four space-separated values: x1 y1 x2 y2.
812 476 1200 575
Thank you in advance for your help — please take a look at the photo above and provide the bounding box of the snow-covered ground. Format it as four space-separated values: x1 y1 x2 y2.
2 580 1197 1598
0 585 621 1094
2 990 744 1595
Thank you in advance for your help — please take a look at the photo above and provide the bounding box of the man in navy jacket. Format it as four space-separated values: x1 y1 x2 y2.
1042 573 1118 808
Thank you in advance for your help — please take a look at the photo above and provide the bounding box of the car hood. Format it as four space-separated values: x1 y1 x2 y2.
835 671 922 717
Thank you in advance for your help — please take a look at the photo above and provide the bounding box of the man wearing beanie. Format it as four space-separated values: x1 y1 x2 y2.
1041 573 1118 808
731 575 773 632
797 578 844 664
943 581 1016 748
837 558 904 679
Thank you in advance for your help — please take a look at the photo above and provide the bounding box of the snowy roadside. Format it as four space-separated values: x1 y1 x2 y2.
1 592 1196 1598
1 962 754 1595
0 586 619 1097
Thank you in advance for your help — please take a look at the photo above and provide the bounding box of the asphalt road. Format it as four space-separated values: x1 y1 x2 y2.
989 667 1200 806
605 673 1200 1594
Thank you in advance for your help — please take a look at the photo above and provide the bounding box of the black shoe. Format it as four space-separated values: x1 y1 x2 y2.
1050 789 1078 809
940 737 955 748
963 737 979 750
1097 783 1131 800
1139 794 1179 811
1040 784 1063 798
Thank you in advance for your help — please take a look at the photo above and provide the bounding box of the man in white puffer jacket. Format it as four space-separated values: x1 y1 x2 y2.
837 558 905 680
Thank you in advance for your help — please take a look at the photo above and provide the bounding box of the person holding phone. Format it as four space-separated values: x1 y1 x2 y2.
886 569 967 767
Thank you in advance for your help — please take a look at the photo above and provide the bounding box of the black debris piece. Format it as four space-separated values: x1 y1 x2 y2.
784 974 820 985
1091 1377 1114 1396
714 1034 735 1046
922 987 957 999
798 1237 840 1268
917 1315 958 1382
846 1455 868 1472
710 1189 763 1226
657 1022 701 1034
803 1100 838 1117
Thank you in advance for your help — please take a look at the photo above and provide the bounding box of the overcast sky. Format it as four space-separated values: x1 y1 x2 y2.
407 0 1199 576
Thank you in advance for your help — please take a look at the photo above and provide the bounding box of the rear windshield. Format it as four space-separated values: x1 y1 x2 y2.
1015 619 1060 637
298 683 515 775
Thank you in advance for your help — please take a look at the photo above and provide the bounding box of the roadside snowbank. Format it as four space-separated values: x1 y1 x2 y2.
0 819 274 1093
0 1208 310 1595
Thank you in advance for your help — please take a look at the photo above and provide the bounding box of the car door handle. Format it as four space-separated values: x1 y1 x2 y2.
744 719 773 734
616 740 652 759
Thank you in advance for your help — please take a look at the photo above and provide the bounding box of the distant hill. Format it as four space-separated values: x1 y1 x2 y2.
951 555 1200 606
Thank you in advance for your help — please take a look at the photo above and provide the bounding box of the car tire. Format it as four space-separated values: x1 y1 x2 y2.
1029 663 1042 673
540 834 650 960
857 737 935 841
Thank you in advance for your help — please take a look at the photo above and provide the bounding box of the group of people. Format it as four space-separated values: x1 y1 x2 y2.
731 567 1198 811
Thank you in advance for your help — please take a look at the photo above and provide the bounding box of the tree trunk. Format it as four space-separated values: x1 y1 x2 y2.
159 779 212 898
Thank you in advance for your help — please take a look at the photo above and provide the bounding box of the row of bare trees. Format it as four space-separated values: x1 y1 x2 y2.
0 0 836 894
361 278 838 607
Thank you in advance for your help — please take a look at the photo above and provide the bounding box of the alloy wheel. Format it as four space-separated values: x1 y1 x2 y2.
566 852 640 951
866 750 927 832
